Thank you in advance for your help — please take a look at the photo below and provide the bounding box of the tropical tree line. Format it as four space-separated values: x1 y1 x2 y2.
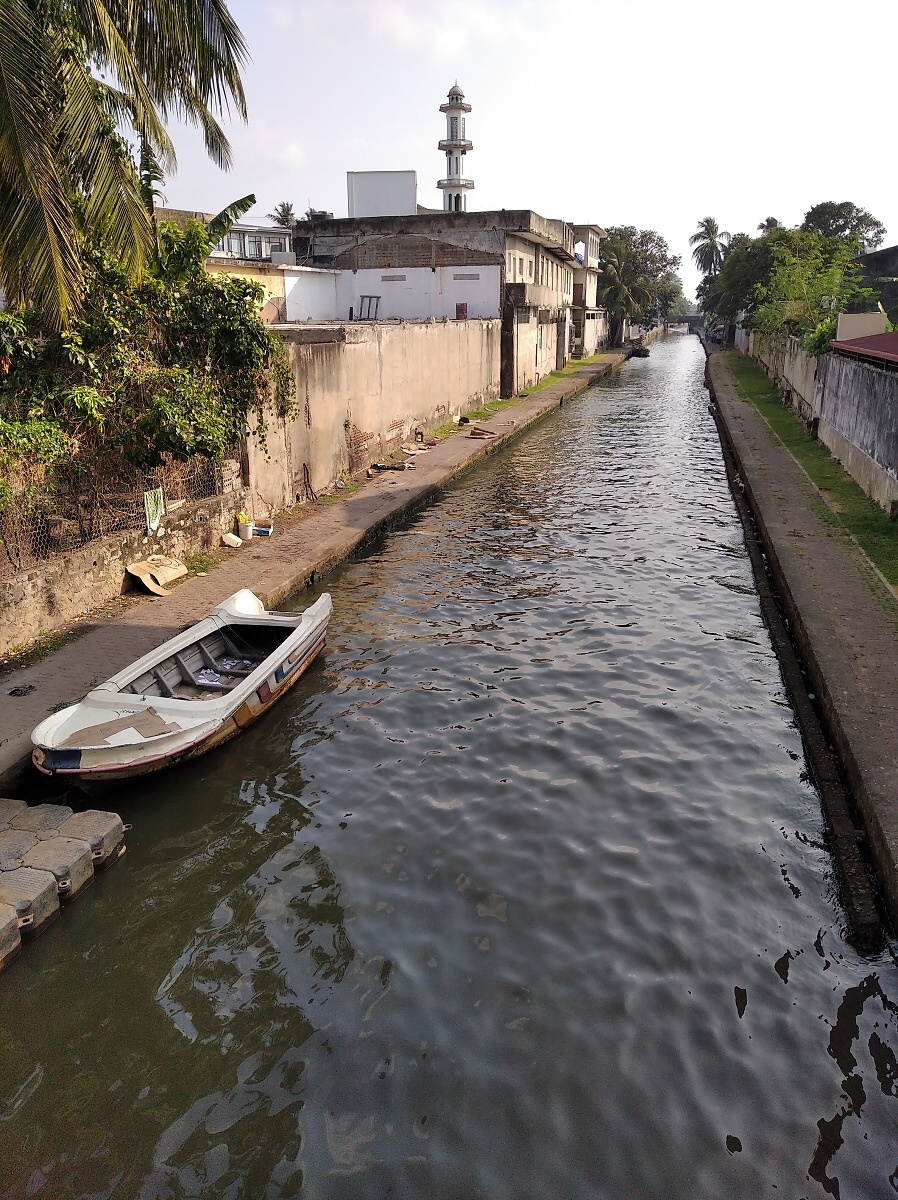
598 227 691 347
691 202 887 354
0 1 298 520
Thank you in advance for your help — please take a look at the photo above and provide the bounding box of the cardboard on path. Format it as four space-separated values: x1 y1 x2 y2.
707 348 898 928
0 355 627 792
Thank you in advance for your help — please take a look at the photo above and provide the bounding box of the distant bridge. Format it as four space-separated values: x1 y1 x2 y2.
670 314 705 331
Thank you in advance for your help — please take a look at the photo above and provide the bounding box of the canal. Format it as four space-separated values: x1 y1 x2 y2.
3 334 898 1198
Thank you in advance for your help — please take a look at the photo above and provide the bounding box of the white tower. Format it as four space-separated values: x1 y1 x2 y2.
438 84 473 212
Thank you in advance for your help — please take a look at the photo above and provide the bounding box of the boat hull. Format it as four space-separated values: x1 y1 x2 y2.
32 592 330 781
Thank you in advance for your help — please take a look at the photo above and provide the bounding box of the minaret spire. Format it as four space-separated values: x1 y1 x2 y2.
438 84 473 212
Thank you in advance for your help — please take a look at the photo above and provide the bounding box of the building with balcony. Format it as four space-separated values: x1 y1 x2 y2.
571 225 609 357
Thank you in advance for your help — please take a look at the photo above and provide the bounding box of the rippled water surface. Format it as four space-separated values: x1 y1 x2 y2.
3 335 898 1199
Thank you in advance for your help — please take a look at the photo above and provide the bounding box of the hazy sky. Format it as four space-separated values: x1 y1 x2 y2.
163 0 897 299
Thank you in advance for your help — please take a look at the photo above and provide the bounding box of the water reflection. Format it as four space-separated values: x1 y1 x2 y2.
1 336 897 1198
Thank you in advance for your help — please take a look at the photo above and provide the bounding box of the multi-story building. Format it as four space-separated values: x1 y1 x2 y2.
286 207 577 395
571 225 609 357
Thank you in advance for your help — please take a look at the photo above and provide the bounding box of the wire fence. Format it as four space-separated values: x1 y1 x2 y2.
0 449 245 581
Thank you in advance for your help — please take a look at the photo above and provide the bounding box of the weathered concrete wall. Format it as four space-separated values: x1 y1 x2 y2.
741 329 898 515
509 310 559 392
751 334 818 422
816 353 898 512
0 490 245 656
253 319 501 509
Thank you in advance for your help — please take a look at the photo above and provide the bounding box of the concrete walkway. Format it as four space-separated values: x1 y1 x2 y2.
0 353 627 793
706 348 898 930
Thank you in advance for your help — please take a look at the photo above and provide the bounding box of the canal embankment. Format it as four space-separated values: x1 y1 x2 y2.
705 344 898 936
0 351 628 795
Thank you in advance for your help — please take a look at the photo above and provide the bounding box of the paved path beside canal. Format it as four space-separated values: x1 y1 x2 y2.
706 347 898 928
0 353 627 793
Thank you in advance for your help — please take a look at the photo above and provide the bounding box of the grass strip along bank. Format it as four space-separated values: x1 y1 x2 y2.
725 351 898 586
520 351 623 397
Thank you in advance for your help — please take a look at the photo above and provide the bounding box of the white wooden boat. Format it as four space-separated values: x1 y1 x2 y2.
31 590 331 781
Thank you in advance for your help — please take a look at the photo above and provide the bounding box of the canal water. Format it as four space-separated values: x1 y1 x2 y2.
3 334 898 1199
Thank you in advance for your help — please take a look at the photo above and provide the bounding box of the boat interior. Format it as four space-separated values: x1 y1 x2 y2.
122 624 294 702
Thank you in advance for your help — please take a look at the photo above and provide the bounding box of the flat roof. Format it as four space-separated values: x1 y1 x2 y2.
293 209 577 258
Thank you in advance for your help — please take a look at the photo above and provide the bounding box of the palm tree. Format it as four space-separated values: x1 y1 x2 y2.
757 217 783 232
597 244 652 347
0 1 248 329
689 217 729 276
266 202 297 228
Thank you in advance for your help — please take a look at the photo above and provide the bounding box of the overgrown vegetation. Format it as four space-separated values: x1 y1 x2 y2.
0 219 295 527
694 201 885 352
726 352 898 584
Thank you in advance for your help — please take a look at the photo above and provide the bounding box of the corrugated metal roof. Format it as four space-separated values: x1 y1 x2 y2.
830 331 898 365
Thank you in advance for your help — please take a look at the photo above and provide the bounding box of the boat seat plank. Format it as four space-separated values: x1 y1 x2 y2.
174 652 241 693
153 668 175 698
198 640 254 678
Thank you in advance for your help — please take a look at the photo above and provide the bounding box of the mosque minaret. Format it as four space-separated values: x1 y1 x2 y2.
437 84 473 212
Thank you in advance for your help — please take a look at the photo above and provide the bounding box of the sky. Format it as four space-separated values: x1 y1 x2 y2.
163 0 898 300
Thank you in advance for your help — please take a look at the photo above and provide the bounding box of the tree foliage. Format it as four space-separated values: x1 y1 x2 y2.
267 201 297 228
801 201 886 249
751 233 875 351
599 227 683 342
0 220 295 512
0 1 248 330
696 200 887 352
597 244 652 347
689 217 729 276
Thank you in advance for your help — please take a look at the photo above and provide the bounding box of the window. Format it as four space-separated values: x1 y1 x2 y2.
528 260 533 279
519 257 524 275
246 235 262 259
227 232 243 256
267 239 285 254
450 115 459 138
359 295 380 319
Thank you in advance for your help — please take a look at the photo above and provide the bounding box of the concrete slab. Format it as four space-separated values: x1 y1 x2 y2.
707 347 898 929
0 828 38 870
0 353 628 793
0 902 21 971
23 836 94 900
10 803 74 838
0 866 59 932
0 798 27 829
58 810 125 866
